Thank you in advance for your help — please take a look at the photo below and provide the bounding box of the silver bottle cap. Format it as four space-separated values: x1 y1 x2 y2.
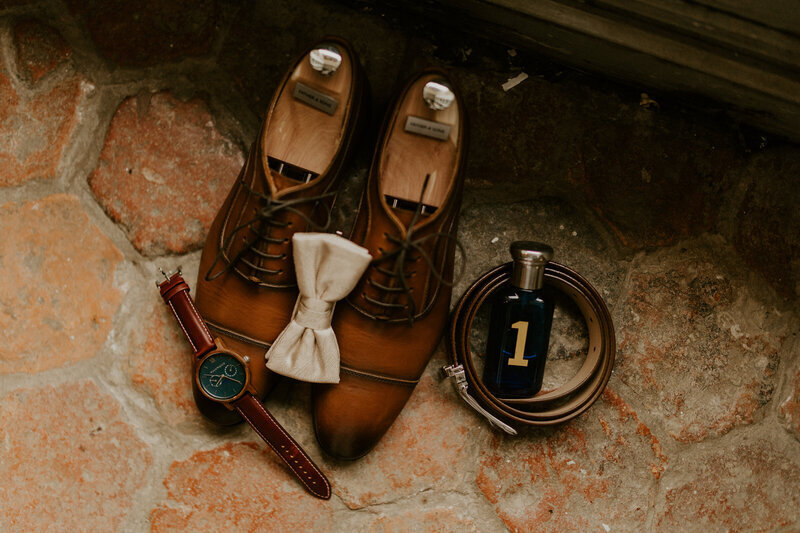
309 44 342 76
423 79 455 110
510 241 554 290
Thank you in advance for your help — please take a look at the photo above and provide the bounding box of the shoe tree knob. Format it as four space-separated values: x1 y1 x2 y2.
309 44 342 76
423 79 455 111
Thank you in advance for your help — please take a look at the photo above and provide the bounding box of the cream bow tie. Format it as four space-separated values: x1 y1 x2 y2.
265 232 372 383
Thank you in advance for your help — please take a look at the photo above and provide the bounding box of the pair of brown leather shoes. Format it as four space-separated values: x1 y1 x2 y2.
195 37 466 459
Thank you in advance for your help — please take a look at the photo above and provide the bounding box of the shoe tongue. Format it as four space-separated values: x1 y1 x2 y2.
271 172 299 192
392 207 417 230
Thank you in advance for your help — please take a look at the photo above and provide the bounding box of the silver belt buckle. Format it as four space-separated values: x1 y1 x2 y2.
442 364 518 435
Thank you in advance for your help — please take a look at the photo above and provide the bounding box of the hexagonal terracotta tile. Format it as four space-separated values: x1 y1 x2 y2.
151 442 334 531
477 389 667 531
0 381 152 531
89 91 243 256
0 195 123 374
616 237 788 442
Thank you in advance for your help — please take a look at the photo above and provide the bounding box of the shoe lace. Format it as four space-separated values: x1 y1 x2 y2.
364 174 465 324
205 179 335 282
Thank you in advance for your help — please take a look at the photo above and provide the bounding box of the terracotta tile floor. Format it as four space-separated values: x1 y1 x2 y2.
1 1 799 531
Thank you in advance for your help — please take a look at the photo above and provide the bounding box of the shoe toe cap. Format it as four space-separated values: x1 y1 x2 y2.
313 374 415 460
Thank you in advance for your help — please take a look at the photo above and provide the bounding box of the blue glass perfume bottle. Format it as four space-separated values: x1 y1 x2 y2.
482 241 555 398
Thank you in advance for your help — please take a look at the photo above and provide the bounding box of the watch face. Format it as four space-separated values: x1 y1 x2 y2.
197 352 247 401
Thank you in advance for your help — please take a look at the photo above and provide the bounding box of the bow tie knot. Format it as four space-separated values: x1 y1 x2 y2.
265 233 372 383
295 296 334 330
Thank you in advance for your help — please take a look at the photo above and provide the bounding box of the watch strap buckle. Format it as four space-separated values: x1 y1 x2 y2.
155 266 182 287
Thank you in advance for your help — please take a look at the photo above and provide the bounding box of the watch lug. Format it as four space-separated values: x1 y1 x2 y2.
214 337 226 350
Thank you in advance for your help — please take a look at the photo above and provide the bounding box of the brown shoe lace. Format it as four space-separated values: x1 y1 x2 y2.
205 179 335 283
364 174 465 324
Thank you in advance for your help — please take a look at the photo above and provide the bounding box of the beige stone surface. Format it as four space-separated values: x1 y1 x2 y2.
615 237 790 442
0 21 85 187
477 389 667 531
656 439 800 531
780 368 800 440
0 3 798 531
129 294 203 428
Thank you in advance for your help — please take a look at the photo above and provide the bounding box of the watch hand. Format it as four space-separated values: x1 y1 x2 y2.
202 373 226 387
220 375 243 385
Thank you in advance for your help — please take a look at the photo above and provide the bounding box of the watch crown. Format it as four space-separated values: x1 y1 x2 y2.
243 355 250 364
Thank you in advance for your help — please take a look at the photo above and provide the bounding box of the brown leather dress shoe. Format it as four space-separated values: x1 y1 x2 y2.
194 37 369 425
313 69 467 458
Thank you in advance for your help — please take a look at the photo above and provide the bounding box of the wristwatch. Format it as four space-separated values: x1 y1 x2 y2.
157 270 331 500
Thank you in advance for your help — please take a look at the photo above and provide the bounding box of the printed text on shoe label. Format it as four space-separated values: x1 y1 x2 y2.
293 82 339 115
404 116 451 141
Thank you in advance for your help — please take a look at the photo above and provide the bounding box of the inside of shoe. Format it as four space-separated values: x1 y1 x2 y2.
379 73 460 216
265 44 353 183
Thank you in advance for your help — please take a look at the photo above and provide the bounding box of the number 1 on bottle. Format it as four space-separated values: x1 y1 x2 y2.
507 321 529 366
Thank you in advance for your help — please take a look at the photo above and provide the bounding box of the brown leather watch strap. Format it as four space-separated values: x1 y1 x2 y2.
158 273 216 357
156 271 332 499
444 261 615 432
234 393 331 499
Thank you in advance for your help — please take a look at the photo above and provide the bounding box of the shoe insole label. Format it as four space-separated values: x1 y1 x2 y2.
293 82 338 115
404 115 451 141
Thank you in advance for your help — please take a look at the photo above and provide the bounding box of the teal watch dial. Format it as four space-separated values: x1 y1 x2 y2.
197 352 247 401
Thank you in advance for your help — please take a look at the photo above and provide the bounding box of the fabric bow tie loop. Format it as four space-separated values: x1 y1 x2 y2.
266 233 371 383
294 296 334 330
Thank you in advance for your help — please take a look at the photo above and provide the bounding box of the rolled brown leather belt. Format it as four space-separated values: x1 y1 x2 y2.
444 261 615 434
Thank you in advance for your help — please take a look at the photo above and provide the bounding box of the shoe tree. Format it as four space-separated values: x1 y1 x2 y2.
380 73 460 212
266 43 353 179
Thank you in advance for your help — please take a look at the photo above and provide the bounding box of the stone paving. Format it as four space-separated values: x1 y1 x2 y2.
1 1 799 532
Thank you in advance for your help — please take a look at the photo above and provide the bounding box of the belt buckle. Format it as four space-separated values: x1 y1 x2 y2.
441 364 518 436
